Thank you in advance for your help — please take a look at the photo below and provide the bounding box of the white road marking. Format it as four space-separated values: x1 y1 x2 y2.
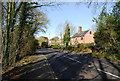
63 56 81 64
97 68 120 79
93 59 119 70
63 55 120 79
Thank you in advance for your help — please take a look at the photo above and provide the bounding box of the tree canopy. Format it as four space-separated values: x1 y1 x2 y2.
50 36 59 42
94 1 120 59
38 36 48 42
63 23 70 46
2 2 50 70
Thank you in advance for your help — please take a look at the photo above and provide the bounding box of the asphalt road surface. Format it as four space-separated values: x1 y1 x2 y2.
2 48 120 80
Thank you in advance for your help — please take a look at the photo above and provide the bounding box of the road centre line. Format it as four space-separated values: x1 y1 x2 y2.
97 68 120 79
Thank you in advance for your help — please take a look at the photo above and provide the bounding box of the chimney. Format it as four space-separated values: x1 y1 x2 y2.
78 26 82 34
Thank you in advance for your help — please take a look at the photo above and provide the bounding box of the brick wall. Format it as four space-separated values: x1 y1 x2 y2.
83 30 94 43
70 30 94 44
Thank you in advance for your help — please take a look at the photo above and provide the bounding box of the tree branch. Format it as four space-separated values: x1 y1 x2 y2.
2 5 9 13
30 2 59 8
14 2 23 18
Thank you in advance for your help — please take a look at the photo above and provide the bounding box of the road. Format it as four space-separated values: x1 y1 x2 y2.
2 48 120 80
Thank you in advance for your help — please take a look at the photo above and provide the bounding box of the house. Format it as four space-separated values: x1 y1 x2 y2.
49 36 62 45
49 40 61 45
70 26 94 45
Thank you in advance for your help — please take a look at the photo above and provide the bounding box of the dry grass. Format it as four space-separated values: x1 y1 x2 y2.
2 54 45 74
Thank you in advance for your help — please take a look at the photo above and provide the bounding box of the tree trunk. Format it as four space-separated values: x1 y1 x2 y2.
3 2 16 68
66 42 68 47
0 2 2 64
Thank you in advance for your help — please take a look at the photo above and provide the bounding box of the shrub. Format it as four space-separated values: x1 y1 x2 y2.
41 42 48 48
63 46 74 51
16 37 39 61
73 50 81 53
77 44 84 48
77 43 94 50
74 43 94 53
51 45 61 49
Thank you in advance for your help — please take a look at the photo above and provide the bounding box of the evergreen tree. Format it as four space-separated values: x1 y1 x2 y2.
94 1 120 59
63 24 70 47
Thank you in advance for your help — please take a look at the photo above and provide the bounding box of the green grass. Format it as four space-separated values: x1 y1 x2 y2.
28 60 34 64
92 52 120 61
107 55 119 60
73 50 81 53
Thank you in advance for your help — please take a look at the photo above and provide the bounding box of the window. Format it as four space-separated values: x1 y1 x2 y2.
90 31 92 34
81 37 83 40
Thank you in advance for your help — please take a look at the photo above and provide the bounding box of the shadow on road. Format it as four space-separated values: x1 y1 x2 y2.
2 48 120 80
97 58 108 80
105 57 120 73
49 52 118 80
33 51 60 55
2 58 54 80
92 57 120 80
48 53 94 80
32 48 62 55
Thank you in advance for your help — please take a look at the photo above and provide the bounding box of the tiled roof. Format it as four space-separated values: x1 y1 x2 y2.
72 30 89 38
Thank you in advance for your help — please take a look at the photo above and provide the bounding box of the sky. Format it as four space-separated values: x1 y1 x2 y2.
35 2 114 39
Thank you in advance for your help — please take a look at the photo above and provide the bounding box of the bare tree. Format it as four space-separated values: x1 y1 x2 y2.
56 21 76 38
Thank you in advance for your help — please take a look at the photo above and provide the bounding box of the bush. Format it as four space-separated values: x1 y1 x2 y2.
41 42 48 48
77 43 94 50
51 45 61 49
73 50 81 53
63 46 74 51
71 43 94 53
15 37 39 63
